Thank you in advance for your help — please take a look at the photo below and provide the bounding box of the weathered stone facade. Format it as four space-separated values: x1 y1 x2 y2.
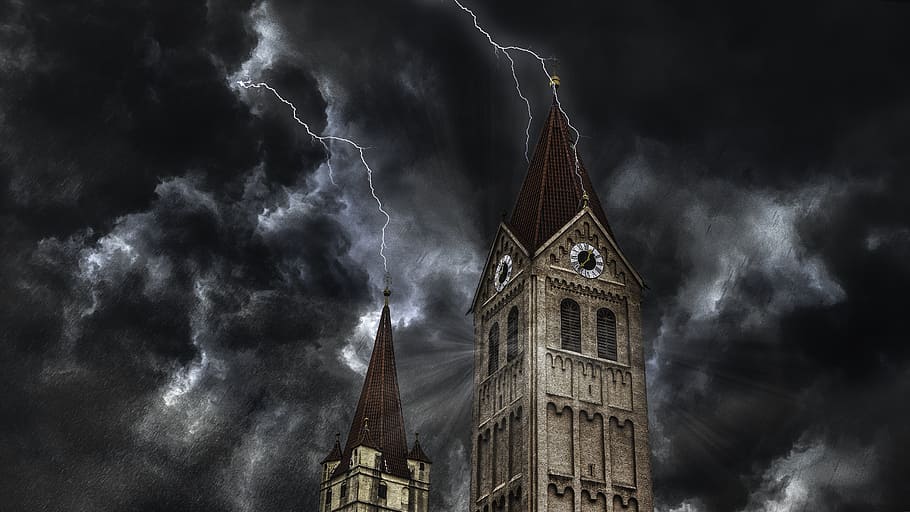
471 96 653 511
471 213 652 512
319 446 431 512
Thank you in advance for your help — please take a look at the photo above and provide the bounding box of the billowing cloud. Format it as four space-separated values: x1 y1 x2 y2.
1 1 909 511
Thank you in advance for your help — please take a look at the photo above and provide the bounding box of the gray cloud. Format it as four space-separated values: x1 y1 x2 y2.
1 1 909 511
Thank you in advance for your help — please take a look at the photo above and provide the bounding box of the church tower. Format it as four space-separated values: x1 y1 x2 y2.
320 289 431 512
470 86 653 512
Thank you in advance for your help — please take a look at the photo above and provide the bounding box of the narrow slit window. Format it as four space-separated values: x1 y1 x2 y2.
560 299 581 352
507 307 519 361
488 323 500 375
597 308 617 360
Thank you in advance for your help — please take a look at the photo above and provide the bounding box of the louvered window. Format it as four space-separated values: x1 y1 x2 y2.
597 308 617 360
488 323 500 375
507 307 519 361
560 299 581 352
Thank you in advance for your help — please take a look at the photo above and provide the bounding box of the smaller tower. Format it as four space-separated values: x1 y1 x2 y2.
407 434 432 511
318 289 431 512
320 433 343 485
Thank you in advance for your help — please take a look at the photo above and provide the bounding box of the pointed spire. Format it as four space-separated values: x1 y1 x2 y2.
408 432 432 463
321 432 343 464
332 289 411 479
508 81 614 251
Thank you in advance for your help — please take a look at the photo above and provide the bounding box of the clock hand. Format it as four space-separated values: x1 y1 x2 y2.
581 251 592 267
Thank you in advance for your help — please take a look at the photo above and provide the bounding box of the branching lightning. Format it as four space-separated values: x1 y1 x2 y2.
237 80 391 274
452 0 588 195
238 4 589 276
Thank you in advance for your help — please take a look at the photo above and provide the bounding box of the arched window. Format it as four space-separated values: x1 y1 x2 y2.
507 307 519 361
488 323 500 374
560 299 581 352
597 308 617 360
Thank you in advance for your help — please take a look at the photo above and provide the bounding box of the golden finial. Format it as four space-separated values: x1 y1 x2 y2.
549 75 561 90
582 192 589 209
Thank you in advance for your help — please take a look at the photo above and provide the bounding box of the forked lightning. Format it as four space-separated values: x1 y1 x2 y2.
452 0 588 195
237 80 391 273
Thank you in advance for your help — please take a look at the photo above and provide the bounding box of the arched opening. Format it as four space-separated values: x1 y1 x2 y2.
596 308 617 360
488 322 500 374
560 299 581 352
507 307 519 361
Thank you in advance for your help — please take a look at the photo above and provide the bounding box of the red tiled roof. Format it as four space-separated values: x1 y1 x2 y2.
332 293 412 480
509 97 613 251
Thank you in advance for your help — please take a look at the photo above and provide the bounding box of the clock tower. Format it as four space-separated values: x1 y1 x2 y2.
469 86 653 512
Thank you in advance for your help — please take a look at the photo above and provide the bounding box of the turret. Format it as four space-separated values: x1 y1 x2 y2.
407 432 432 483
320 433 343 482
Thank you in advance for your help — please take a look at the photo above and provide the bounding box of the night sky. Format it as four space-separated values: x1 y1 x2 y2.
2 1 909 511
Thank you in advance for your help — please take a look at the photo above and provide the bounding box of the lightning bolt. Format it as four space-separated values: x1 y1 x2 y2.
237 80 391 274
452 0 588 196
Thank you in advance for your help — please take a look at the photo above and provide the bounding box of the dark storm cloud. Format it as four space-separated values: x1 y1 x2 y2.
1 0 909 511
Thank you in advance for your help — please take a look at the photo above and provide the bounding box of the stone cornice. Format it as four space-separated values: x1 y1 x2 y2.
546 276 626 304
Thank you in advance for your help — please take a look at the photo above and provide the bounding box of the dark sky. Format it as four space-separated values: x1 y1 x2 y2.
2 1 909 511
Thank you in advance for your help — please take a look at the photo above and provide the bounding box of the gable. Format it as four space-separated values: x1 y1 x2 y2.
535 209 644 290
469 224 529 313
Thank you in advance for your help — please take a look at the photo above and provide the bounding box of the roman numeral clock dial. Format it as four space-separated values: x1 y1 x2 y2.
570 242 604 279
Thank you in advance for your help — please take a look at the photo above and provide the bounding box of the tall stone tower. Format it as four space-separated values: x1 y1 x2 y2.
469 89 653 512
320 289 432 512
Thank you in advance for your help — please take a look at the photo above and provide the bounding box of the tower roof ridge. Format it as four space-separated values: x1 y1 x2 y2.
508 97 614 250
332 293 411 479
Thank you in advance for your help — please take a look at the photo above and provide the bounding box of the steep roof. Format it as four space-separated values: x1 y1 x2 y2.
509 96 614 251
407 434 432 463
332 290 411 480
320 434 343 464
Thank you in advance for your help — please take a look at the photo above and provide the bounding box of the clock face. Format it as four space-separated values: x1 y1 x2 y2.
570 243 604 279
494 255 513 292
